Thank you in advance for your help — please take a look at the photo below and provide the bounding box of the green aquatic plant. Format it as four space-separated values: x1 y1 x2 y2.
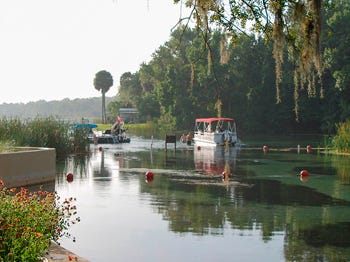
332 120 350 154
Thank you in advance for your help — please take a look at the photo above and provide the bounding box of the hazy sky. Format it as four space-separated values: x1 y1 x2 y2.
0 0 190 104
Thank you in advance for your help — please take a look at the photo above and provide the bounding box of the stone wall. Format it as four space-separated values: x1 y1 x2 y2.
0 147 56 187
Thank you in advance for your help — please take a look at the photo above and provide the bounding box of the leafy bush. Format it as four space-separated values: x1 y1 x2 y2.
0 180 79 261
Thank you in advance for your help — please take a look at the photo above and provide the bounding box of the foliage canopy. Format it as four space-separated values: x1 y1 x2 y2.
174 0 326 118
113 0 349 136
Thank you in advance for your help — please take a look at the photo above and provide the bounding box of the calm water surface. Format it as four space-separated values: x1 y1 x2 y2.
55 136 350 262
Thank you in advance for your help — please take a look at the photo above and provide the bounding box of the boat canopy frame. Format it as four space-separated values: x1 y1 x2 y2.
195 118 236 133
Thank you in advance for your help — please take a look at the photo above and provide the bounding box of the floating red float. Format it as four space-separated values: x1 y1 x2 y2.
145 171 154 183
300 170 309 177
98 146 103 151
306 145 312 153
263 145 268 152
300 175 309 182
197 146 201 150
66 172 74 182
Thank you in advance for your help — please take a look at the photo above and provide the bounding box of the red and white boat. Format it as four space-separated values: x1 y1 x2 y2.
193 117 239 147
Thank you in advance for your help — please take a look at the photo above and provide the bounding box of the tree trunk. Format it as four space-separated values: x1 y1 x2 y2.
102 91 106 124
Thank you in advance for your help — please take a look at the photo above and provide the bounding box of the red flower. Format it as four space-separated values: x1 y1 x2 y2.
34 232 43 238
68 254 77 261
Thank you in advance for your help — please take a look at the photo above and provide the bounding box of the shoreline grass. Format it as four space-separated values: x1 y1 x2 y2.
0 117 90 157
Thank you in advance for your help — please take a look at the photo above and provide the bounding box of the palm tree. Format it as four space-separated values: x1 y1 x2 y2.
94 70 113 124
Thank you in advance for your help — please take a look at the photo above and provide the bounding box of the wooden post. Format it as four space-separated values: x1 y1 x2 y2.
165 134 176 152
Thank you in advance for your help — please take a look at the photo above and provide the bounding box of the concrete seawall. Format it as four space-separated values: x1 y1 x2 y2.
0 147 90 261
0 147 56 187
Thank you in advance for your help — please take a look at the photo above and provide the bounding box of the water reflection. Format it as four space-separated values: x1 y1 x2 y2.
328 154 350 185
55 137 350 262
193 146 238 176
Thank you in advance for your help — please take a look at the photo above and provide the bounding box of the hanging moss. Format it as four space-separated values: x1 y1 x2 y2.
214 98 222 117
174 0 325 119
272 2 284 104
220 36 230 64
207 47 212 75
293 68 300 122
190 62 195 88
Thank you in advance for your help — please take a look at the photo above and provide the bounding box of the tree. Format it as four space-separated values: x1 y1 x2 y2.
174 0 327 118
94 70 113 123
323 0 350 121
118 72 142 108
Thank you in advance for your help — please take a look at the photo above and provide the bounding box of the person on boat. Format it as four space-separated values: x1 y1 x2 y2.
186 132 192 145
180 134 186 143
216 125 222 132
111 116 124 135
93 134 98 145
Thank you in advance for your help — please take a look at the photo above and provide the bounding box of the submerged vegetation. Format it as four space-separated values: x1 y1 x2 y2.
0 117 90 157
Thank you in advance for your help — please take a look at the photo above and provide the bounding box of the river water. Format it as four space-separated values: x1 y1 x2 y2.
55 135 350 262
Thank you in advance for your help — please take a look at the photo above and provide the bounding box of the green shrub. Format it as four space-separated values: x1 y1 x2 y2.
0 180 79 261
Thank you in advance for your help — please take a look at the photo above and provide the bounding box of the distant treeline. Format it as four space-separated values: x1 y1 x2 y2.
0 97 114 122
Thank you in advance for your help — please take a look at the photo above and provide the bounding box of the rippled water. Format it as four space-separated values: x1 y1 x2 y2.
55 136 350 262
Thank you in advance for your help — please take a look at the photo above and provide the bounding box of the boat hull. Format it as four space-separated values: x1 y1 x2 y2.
92 134 130 144
193 132 238 147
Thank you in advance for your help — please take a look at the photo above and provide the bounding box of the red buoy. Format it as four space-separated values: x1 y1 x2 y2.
197 146 201 150
300 170 309 177
145 171 154 183
263 145 268 152
306 145 312 153
98 146 103 151
66 172 74 182
300 175 309 182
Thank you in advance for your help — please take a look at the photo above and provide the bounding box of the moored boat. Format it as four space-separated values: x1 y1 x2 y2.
193 117 238 147
92 116 131 144
92 130 130 144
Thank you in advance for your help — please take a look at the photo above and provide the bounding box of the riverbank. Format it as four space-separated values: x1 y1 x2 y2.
45 242 89 262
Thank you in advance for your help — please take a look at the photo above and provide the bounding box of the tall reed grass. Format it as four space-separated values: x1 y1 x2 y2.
0 117 90 157
332 120 350 154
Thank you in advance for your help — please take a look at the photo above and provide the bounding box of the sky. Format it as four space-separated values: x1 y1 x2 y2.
0 0 190 104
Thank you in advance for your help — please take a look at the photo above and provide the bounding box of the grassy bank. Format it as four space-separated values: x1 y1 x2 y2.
0 117 90 157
